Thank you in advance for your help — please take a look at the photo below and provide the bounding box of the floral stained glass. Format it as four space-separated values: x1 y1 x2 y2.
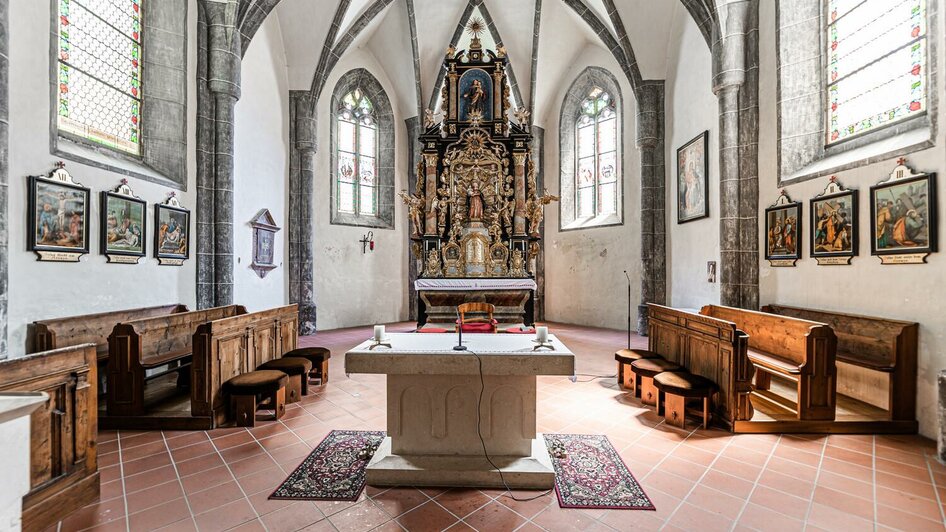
58 0 142 155
337 89 378 216
575 87 618 218
826 0 926 145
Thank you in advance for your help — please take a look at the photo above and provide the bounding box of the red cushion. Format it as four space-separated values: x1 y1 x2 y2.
459 322 496 333
504 327 536 334
417 327 450 333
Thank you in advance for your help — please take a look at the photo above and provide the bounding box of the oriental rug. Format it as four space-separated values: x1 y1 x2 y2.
270 430 653 511
544 433 655 510
269 429 384 501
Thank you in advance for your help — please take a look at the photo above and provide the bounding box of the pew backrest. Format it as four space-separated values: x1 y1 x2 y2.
700 304 829 366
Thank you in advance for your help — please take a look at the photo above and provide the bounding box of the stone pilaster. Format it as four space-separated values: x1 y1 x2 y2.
513 152 528 236
196 6 217 309
0 0 8 358
290 91 318 334
939 371 946 462
636 81 666 335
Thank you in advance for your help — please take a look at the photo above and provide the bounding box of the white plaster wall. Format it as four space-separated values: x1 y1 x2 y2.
233 16 290 312
6 1 198 358
312 50 409 331
664 6 720 309
542 45 642 331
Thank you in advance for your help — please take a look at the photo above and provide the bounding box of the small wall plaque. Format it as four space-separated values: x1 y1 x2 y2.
764 190 802 267
250 209 281 278
102 179 147 264
155 193 190 266
870 158 936 265
27 162 90 262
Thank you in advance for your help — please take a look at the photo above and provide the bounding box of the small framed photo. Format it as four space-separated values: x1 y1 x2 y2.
765 191 802 267
102 180 147 264
870 159 937 264
810 177 857 265
154 194 190 266
27 163 90 262
677 131 709 224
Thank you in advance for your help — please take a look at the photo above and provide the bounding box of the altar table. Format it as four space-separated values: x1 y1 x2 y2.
415 278 537 327
345 333 575 489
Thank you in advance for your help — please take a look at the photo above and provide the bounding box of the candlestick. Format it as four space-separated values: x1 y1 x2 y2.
374 325 385 342
536 326 549 344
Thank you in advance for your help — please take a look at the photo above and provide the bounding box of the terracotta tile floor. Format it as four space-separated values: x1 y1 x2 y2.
52 322 946 532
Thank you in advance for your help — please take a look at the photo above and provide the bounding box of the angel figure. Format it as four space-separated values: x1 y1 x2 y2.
526 191 560 237
499 198 514 232
399 190 425 238
424 109 437 129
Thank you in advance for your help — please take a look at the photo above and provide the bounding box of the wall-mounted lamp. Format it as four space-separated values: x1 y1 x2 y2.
360 231 375 254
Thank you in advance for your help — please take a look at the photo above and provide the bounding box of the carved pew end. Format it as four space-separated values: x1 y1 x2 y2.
224 370 289 427
654 372 718 430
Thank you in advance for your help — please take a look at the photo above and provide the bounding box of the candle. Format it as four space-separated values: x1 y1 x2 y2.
536 326 549 344
374 325 385 342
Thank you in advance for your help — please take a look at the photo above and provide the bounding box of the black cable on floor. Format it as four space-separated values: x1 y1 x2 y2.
571 373 618 383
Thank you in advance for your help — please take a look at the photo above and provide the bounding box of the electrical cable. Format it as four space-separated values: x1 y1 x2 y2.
571 372 618 383
466 346 553 503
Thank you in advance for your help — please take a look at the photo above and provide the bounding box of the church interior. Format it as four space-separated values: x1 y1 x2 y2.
1 0 945 530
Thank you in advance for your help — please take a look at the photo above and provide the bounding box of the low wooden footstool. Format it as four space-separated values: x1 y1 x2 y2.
224 370 288 427
257 357 313 403
615 349 662 391
654 371 718 429
630 358 682 408
283 347 331 385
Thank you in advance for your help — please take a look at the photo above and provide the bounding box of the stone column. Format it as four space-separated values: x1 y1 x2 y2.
0 0 8 358
939 370 946 462
423 153 439 236
196 6 217 309
290 91 318 334
513 152 528 236
636 82 666 335
406 117 421 321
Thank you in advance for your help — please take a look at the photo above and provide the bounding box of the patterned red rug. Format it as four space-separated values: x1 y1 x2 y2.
269 430 384 501
544 433 655 510
270 430 653 510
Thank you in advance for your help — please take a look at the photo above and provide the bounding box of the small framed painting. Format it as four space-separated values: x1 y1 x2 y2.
677 131 709 223
249 208 281 278
764 191 802 267
810 177 857 265
27 163 90 262
154 193 191 266
102 180 147 264
870 159 937 264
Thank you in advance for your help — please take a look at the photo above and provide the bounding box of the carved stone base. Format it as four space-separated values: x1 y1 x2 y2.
636 304 649 337
418 289 534 326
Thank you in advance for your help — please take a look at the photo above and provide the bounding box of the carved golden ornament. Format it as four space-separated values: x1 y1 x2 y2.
446 44 456 59
424 109 438 129
423 153 439 167
513 107 531 127
509 249 527 278
424 249 443 278
468 109 484 127
466 17 486 39
512 153 527 167
496 45 506 58
415 162 425 192
411 242 423 260
399 190 425 239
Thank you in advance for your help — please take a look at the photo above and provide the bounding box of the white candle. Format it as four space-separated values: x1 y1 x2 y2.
536 326 549 344
374 325 385 342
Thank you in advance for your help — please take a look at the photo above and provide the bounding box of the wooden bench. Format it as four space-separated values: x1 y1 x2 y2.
701 305 838 421
761 304 918 422
647 304 754 429
0 344 98 532
192 305 298 427
106 305 246 418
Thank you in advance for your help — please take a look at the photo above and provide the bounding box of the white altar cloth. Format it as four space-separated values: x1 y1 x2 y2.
346 333 575 488
413 278 537 291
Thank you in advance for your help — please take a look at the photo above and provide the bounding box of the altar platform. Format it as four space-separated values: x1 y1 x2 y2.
415 278 537 328
345 332 575 489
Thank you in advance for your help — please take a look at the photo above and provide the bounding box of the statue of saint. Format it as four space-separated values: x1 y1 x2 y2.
467 181 484 221
463 79 486 116
398 190 425 238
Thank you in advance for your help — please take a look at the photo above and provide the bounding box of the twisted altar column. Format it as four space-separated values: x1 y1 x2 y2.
513 152 528 236
423 153 439 236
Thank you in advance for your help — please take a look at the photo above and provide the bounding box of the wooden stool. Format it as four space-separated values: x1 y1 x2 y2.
283 347 331 385
257 357 313 403
615 349 662 391
630 358 682 408
654 371 718 429
223 370 288 427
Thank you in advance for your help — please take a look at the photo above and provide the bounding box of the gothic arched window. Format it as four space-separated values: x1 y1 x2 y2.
575 87 618 218
56 0 143 156
336 89 378 216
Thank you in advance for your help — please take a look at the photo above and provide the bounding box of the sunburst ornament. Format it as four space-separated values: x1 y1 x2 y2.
465 16 486 39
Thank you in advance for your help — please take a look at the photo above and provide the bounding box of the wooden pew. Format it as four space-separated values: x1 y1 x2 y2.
106 305 246 418
192 304 299 427
0 344 98 532
700 305 838 421
647 304 754 430
761 304 918 422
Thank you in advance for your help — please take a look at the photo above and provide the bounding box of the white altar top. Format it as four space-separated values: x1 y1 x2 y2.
345 333 574 376
413 278 537 291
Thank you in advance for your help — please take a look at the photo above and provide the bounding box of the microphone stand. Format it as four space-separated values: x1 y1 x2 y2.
624 270 631 350
453 307 467 351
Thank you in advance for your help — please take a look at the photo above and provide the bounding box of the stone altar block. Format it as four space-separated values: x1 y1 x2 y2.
415 278 537 327
345 333 575 489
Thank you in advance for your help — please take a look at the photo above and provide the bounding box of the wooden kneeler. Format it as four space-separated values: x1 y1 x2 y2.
614 348 662 391
257 357 313 403
654 371 718 429
630 358 682 408
283 347 332 385
224 370 289 427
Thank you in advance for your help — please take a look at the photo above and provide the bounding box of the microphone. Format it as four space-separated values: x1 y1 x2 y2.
453 307 468 351
624 270 631 349
624 270 630 282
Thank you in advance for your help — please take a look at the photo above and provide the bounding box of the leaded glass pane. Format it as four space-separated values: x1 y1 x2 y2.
598 152 617 184
58 0 142 155
826 0 926 144
577 158 596 186
359 156 376 186
338 152 356 183
338 120 356 152
359 126 376 157
338 182 356 213
360 186 377 216
577 188 594 219
577 125 595 158
597 118 616 154
599 182 617 215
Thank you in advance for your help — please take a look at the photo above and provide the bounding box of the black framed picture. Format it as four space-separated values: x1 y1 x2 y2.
101 180 147 264
764 191 802 266
27 163 90 262
810 177 857 265
870 160 936 264
154 194 190 266
677 131 709 223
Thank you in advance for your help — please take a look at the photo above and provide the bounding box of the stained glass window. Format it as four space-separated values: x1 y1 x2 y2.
826 0 926 145
337 89 378 216
57 0 142 156
575 87 618 218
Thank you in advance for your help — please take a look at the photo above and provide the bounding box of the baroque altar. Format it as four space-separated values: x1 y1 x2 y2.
403 24 556 327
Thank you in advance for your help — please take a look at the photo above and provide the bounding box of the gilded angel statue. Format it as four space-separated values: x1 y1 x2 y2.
526 190 560 237
399 190 425 238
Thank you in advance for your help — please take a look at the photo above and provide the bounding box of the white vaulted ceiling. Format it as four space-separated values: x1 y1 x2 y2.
273 0 679 121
